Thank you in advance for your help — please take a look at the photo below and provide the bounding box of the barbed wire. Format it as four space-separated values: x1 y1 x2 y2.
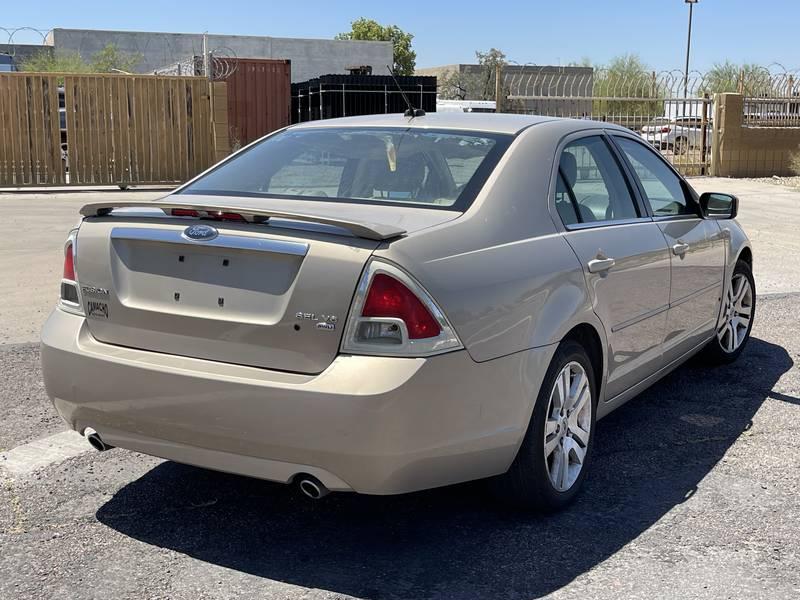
152 46 239 80
0 26 52 51
208 47 238 80
504 64 800 100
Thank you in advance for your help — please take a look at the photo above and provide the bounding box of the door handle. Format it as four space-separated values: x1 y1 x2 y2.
587 257 616 273
672 241 690 256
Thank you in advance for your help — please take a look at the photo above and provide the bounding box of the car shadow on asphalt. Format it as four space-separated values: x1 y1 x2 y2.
96 337 793 599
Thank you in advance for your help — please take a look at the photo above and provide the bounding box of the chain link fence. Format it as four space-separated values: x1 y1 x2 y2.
504 65 800 175
505 68 714 174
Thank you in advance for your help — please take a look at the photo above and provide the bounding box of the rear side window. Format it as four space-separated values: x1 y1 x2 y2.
180 127 512 211
614 137 695 217
555 136 639 226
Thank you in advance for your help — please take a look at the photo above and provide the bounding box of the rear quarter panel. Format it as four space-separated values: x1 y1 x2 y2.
378 120 606 365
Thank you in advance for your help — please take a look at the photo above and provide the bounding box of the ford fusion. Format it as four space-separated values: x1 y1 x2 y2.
41 113 755 510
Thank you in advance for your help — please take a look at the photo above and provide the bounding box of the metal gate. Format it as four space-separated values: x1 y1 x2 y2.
0 72 216 187
505 69 713 176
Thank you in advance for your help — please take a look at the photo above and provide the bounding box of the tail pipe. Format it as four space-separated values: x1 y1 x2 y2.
296 474 329 500
84 427 114 452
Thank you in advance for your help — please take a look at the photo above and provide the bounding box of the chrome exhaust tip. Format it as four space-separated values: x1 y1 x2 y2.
297 475 329 500
84 427 114 452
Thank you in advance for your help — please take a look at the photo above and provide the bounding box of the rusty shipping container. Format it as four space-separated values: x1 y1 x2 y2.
217 58 291 149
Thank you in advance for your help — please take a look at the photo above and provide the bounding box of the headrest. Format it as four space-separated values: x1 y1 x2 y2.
559 152 578 188
376 153 426 192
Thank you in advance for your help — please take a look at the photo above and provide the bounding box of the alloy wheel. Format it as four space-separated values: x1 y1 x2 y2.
717 273 753 353
544 361 592 492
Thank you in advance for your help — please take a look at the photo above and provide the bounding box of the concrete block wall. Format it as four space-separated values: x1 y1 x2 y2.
712 93 800 177
47 29 393 83
0 44 52 69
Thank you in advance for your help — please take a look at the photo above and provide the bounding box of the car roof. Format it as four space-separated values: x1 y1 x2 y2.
289 112 626 136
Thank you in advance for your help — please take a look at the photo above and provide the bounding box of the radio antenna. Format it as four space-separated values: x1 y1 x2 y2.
386 65 425 118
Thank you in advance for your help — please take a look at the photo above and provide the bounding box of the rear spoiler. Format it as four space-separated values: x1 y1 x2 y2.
80 201 406 241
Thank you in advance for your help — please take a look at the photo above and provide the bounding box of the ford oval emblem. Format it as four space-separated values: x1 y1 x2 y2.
182 224 218 241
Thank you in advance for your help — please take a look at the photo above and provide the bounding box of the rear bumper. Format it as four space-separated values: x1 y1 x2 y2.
41 309 555 494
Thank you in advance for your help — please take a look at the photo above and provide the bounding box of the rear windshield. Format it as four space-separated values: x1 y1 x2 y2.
179 127 512 211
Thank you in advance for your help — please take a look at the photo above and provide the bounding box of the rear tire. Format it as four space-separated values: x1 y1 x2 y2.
702 259 755 364
492 339 597 511
673 136 688 155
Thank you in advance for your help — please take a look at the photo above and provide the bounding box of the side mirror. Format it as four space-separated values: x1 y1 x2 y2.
699 192 738 220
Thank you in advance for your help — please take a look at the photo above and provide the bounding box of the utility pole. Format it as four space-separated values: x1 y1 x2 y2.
202 31 210 80
495 63 503 113
683 0 699 116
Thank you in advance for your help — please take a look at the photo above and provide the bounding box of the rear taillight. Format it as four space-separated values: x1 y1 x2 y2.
63 241 76 280
59 231 83 313
215 212 247 222
171 208 200 217
362 274 441 339
341 260 462 357
660 126 672 133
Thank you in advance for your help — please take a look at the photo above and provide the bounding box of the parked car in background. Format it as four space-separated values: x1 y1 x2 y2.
640 116 711 154
41 113 754 511
0 54 15 72
437 99 496 113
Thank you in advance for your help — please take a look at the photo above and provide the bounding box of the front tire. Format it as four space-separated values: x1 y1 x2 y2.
493 339 597 511
703 259 755 364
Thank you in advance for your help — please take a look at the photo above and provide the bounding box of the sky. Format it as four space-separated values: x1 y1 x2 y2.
2 0 798 72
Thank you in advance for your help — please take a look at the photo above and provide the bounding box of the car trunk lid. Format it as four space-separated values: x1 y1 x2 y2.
74 197 458 373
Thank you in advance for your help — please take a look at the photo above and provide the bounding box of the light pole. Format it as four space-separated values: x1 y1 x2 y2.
683 0 699 115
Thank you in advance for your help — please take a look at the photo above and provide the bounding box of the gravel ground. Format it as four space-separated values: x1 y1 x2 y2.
0 190 165 345
1 294 798 600
750 175 800 191
0 344 64 452
689 177 800 294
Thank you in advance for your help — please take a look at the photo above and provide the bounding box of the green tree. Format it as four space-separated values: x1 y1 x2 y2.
702 61 774 95
437 69 471 100
21 50 90 73
336 18 416 75
474 48 507 101
89 43 142 73
20 43 141 73
592 54 661 119
438 68 487 101
436 48 508 103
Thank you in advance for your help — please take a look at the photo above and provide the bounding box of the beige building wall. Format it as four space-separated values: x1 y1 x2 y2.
713 93 800 177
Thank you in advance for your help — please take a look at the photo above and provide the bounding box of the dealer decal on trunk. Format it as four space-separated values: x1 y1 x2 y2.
87 301 109 319
82 285 111 319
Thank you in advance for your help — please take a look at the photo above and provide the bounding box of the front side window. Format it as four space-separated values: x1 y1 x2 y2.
555 136 639 227
614 136 696 217
180 127 511 211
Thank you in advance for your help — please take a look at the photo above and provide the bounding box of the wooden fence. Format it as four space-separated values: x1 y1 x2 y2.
0 74 64 185
0 73 224 187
